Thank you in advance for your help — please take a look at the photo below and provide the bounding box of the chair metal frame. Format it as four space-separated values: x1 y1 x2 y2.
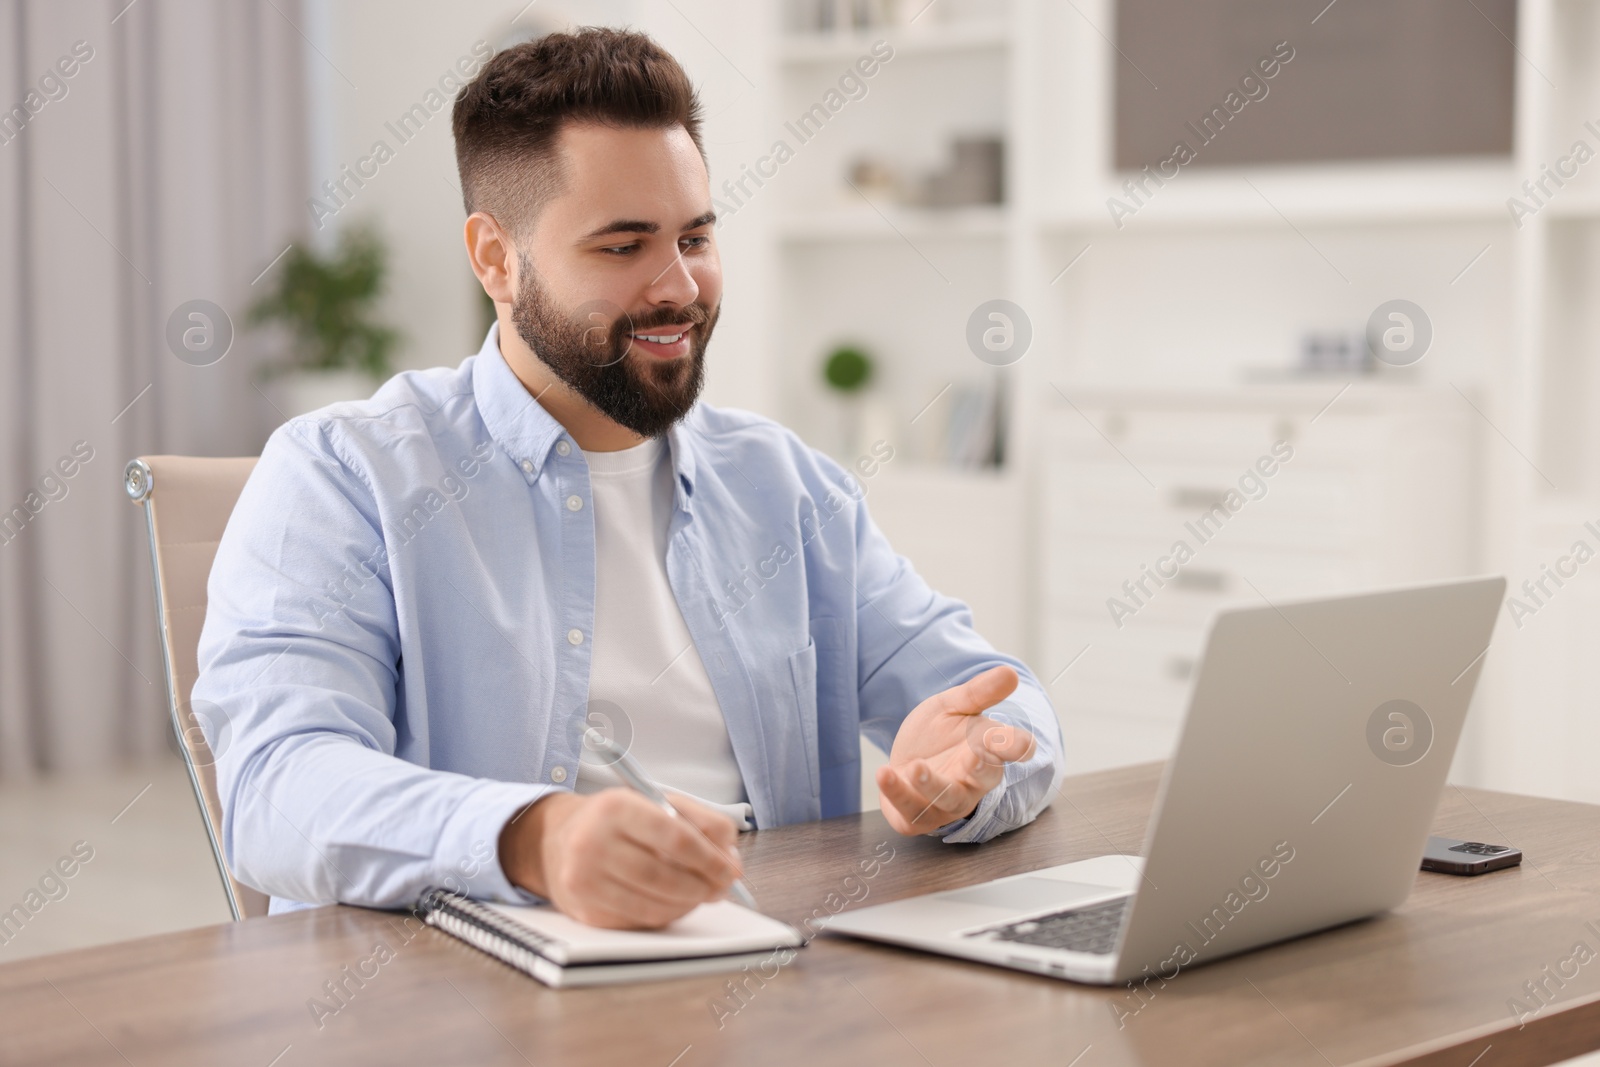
124 456 261 920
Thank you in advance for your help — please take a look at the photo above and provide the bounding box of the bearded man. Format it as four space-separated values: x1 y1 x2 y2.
193 26 1063 928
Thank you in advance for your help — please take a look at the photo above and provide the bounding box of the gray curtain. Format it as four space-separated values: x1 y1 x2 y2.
0 0 308 778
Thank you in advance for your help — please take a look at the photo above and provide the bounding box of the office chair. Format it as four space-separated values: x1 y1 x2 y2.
124 455 269 920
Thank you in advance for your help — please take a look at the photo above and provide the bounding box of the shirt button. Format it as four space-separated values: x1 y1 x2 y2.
567 628 584 645
550 766 568 783
520 459 534 474
555 440 571 457
566 495 583 512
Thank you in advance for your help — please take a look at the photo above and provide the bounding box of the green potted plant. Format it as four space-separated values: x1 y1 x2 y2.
821 343 890 460
249 225 400 418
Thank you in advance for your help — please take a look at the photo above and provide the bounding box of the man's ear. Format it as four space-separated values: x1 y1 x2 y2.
464 211 516 305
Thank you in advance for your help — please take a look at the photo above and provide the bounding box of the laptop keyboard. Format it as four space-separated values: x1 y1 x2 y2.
966 896 1131 956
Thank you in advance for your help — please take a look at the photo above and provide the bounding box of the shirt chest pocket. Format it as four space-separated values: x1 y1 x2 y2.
787 640 820 798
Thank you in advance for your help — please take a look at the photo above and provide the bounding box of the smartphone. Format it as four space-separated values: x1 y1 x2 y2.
1421 835 1522 876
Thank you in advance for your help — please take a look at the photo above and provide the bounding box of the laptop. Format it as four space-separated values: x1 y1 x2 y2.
821 576 1507 985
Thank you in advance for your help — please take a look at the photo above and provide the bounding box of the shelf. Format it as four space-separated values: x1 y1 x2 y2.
778 19 1009 64
1040 160 1515 232
1042 382 1474 413
775 203 1009 241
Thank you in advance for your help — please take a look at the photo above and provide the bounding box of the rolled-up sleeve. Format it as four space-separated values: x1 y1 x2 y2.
191 419 547 909
848 483 1066 845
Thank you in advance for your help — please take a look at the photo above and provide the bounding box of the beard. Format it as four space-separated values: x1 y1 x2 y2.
510 253 718 438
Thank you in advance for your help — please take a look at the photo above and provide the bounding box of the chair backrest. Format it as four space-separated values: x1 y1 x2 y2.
124 455 269 920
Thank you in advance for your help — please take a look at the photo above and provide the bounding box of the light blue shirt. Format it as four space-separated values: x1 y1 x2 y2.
193 324 1065 914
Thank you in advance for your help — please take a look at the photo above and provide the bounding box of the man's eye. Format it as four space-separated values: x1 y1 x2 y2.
681 235 709 251
600 245 638 257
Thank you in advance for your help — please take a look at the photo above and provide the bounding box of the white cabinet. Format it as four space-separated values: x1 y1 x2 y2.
1037 386 1478 774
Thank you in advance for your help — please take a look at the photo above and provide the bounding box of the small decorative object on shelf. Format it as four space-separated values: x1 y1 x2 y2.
1297 328 1374 377
785 0 1003 32
248 225 401 419
1243 327 1412 383
918 134 1005 207
786 0 916 33
943 381 1005 469
847 156 909 204
845 135 1005 209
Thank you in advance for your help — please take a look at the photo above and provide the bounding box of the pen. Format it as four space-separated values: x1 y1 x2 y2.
582 727 760 911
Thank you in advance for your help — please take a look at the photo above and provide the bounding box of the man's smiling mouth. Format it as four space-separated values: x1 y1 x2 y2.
627 325 693 357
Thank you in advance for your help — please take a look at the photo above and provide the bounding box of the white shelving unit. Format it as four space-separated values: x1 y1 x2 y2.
771 1 1027 806
768 0 1600 803
1481 0 1600 804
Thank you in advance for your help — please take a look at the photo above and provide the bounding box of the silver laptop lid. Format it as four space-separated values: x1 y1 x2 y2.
1110 576 1506 984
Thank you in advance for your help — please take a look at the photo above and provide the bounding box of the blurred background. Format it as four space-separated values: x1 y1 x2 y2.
1 0 1596 993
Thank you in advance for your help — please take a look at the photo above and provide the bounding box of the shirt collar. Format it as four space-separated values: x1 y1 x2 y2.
472 321 699 502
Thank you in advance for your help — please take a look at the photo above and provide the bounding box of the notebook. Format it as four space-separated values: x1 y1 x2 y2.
416 887 805 989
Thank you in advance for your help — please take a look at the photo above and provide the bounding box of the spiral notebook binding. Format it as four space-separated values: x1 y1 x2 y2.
417 886 562 973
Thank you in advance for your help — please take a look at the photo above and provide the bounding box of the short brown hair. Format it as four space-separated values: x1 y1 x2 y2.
451 27 706 234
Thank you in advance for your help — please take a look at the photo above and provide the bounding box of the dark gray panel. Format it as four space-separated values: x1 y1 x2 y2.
1113 0 1516 169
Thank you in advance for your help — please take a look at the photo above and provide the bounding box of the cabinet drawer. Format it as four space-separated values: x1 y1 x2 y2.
1046 547 1368 626
1046 460 1370 551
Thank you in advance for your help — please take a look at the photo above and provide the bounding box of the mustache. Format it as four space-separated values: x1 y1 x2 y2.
560 299 718 370
613 303 711 335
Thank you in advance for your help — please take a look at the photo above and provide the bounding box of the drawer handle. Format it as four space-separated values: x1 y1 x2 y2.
1171 487 1228 510
1173 569 1228 592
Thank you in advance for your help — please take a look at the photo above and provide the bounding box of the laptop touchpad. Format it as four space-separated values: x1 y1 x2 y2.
937 877 1117 911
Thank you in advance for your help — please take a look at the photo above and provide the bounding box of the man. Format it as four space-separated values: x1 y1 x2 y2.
193 27 1064 930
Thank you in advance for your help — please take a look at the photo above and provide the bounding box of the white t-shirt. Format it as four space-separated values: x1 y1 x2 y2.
573 436 754 830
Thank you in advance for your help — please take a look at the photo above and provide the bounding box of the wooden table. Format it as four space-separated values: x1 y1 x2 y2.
6 762 1600 1066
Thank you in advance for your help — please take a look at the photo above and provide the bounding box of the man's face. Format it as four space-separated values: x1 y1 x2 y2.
510 122 722 438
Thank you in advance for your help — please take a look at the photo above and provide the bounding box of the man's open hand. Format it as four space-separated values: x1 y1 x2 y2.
876 665 1037 835
499 789 743 929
